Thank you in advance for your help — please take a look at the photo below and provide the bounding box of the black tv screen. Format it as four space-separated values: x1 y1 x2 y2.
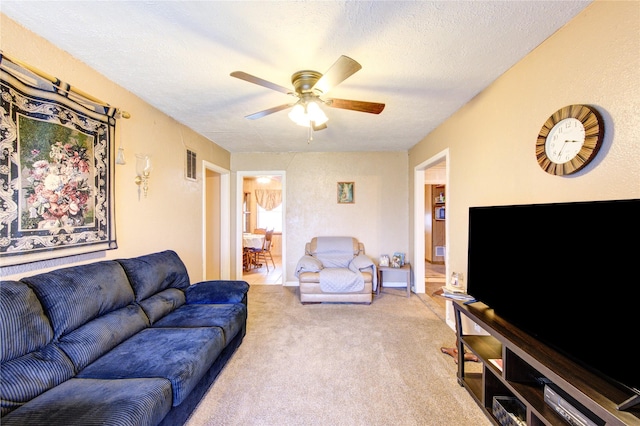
467 198 640 405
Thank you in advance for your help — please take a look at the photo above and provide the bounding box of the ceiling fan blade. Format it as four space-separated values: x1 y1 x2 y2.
245 103 293 120
230 71 293 95
325 98 385 114
312 55 362 95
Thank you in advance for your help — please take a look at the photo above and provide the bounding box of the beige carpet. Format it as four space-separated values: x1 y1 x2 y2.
185 285 491 426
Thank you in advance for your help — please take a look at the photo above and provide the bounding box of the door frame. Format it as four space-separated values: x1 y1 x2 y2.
202 161 231 280
236 171 286 284
413 148 449 295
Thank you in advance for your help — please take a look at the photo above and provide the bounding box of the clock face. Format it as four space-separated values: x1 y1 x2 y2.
544 118 585 164
536 105 604 176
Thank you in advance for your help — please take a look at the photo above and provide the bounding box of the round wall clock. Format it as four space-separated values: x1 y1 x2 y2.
536 104 604 176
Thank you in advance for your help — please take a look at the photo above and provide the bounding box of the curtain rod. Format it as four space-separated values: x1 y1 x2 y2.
1 52 130 119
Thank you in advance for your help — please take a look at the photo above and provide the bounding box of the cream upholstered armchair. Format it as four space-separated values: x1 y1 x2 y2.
295 237 377 304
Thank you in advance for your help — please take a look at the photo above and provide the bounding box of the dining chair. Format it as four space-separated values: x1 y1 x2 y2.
242 247 254 272
253 229 275 272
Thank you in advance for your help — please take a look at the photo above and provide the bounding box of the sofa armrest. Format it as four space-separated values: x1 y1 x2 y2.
185 280 249 304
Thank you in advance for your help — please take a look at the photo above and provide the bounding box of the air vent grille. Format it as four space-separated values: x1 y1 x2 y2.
186 149 196 181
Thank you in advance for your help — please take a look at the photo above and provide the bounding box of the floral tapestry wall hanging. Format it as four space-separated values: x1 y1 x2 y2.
0 54 118 266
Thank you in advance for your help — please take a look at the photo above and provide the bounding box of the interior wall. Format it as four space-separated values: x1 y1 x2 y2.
232 151 409 284
1 15 232 282
409 0 640 289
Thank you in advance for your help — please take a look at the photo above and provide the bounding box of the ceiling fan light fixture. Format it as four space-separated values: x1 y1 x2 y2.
288 100 328 127
307 101 328 126
288 103 308 127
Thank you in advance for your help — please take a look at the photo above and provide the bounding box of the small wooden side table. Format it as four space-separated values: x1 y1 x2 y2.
377 263 411 298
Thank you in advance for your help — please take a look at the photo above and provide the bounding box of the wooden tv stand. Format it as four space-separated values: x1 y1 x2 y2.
453 300 640 425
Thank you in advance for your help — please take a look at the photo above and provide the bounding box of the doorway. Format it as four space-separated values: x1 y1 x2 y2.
414 149 453 328
424 165 447 308
236 171 285 285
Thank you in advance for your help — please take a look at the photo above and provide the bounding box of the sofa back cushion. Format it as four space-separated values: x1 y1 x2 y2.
19 261 150 372
21 261 135 340
117 250 190 301
139 288 186 324
1 281 53 362
0 281 76 416
307 237 362 268
56 304 149 370
307 237 361 256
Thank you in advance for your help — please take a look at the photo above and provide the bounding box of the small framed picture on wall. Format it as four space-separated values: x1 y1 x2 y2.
337 182 354 204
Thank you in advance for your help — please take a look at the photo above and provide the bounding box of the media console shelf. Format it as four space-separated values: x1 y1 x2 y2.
453 300 640 425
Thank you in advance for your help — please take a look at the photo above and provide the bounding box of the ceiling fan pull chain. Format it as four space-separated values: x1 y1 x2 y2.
307 126 313 143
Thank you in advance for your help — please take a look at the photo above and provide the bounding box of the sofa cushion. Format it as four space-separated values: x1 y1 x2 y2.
56 304 149 371
21 261 134 340
77 327 225 406
185 280 250 304
1 281 76 417
153 303 247 343
0 281 53 362
117 250 191 301
1 345 76 417
139 288 186 324
1 378 172 426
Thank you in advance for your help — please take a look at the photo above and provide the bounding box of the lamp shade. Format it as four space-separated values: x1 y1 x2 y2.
288 100 329 128
307 101 328 126
288 103 309 127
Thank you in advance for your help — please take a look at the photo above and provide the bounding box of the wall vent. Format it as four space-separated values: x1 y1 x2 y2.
435 246 446 257
185 148 197 181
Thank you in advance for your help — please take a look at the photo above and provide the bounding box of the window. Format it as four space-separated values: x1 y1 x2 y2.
257 204 282 233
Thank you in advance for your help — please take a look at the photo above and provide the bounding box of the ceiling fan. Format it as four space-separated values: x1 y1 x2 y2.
230 55 385 131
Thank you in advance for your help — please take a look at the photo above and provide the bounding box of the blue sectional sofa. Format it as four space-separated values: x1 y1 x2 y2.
0 250 249 426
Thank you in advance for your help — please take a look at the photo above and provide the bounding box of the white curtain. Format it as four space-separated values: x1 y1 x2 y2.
255 189 282 211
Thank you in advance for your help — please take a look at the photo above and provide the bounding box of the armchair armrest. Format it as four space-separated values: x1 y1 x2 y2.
349 253 374 271
295 255 324 278
349 253 378 289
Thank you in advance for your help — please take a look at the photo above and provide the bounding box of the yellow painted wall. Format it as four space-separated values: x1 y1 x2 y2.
1 15 231 281
409 0 640 284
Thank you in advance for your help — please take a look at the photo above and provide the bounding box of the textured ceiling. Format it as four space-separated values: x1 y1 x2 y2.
2 1 591 153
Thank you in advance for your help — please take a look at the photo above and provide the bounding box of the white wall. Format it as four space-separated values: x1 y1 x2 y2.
232 152 409 284
409 0 640 289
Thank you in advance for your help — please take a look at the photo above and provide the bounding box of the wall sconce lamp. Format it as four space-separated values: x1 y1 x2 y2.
115 109 130 165
135 154 152 197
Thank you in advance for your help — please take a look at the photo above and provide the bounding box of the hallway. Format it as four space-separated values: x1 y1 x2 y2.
424 261 447 314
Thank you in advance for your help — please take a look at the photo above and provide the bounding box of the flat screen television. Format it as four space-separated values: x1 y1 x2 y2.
466 198 640 410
